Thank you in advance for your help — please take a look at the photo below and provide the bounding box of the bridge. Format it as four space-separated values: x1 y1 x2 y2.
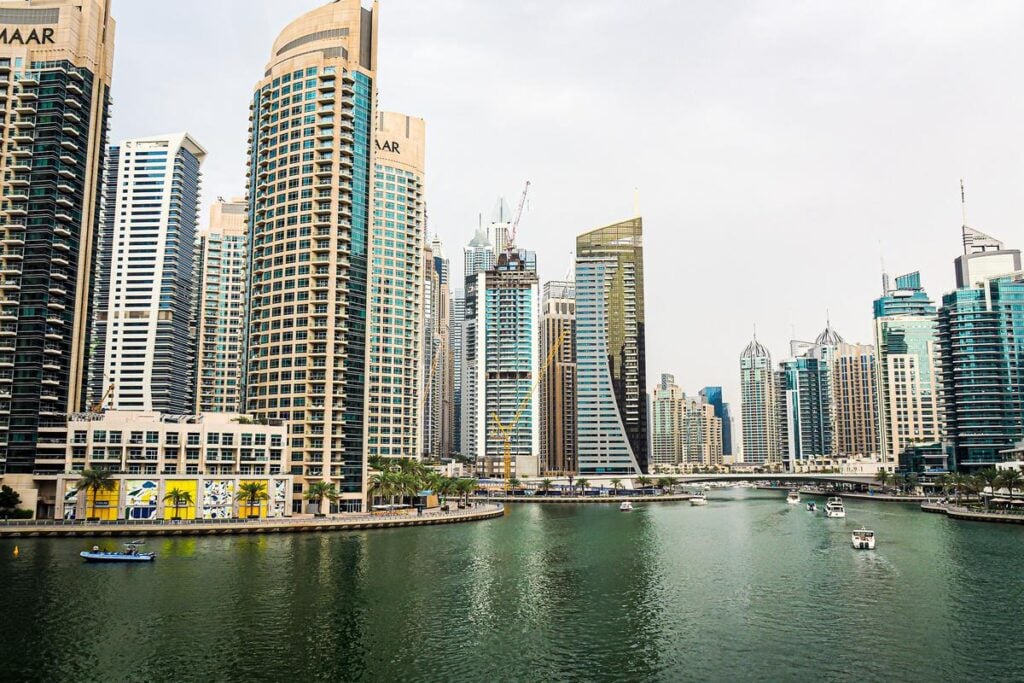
515 472 878 489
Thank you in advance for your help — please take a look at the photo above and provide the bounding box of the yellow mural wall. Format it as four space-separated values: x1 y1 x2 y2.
239 479 270 518
163 480 199 520
84 482 120 521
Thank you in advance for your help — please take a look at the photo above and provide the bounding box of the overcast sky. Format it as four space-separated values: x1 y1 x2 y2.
110 0 1024 420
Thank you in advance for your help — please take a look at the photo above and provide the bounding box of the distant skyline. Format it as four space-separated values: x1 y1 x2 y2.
109 0 1024 411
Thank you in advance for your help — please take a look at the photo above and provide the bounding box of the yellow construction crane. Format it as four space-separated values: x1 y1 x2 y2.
491 325 568 489
90 383 114 414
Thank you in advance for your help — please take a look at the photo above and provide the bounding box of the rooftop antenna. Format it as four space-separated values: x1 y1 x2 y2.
960 178 969 255
879 241 889 294
565 250 574 281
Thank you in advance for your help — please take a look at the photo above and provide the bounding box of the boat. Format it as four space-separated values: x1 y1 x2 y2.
824 497 846 518
786 490 801 505
690 493 708 506
852 529 876 550
806 501 816 512
619 501 633 512
80 541 156 563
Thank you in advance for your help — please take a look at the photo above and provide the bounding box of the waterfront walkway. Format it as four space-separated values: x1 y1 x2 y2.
797 488 939 503
921 502 1024 525
480 493 693 504
0 503 505 538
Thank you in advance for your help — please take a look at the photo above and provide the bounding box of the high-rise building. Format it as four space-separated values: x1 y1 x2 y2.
954 227 1021 289
540 280 576 475
246 0 378 511
468 250 539 477
576 218 648 475
939 228 1024 469
364 112 424 461
873 271 942 463
0 0 115 478
740 336 779 465
460 227 495 466
194 197 247 413
682 394 723 467
832 342 879 457
89 132 205 414
651 373 684 467
778 325 841 468
700 385 732 456
450 288 464 456
422 235 451 459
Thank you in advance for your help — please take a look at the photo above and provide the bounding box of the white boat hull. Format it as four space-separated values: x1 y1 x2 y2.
690 498 708 506
826 510 846 518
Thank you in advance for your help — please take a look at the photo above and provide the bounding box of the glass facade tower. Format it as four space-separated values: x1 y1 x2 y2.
575 218 648 475
0 0 114 476
246 0 377 511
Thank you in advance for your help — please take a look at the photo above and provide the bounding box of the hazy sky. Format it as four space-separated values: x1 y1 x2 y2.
110 0 1024 418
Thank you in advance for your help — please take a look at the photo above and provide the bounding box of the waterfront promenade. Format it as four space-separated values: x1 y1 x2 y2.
0 503 504 538
921 502 1024 525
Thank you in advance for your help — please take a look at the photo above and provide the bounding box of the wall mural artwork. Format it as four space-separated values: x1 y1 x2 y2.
202 479 235 519
63 481 78 520
272 478 287 517
125 479 158 520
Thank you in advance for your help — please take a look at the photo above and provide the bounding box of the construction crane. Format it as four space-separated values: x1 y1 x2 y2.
90 383 114 413
491 325 568 489
504 180 531 258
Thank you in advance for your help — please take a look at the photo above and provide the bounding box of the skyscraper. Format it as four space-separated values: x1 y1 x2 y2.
832 342 879 457
0 0 115 478
682 394 723 467
700 386 732 456
422 235 451 458
873 271 942 463
576 218 648 475
651 373 684 467
246 0 377 511
365 111 424 460
194 198 248 413
450 288 464 456
89 132 205 414
778 325 841 468
939 228 1024 469
460 227 495 466
740 336 779 465
540 280 576 475
468 250 539 477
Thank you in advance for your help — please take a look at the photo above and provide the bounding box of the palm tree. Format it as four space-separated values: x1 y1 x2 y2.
304 481 338 516
76 468 114 521
874 469 891 492
508 477 522 494
455 478 477 506
236 481 269 518
998 468 1023 506
978 468 1002 511
609 478 622 494
635 475 652 495
162 487 194 520
951 473 969 506
665 477 679 491
576 478 590 496
539 478 554 496
906 473 920 494
367 471 393 510
892 473 907 494
934 473 951 499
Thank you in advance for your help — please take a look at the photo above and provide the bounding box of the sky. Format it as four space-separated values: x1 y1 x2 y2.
109 0 1024 428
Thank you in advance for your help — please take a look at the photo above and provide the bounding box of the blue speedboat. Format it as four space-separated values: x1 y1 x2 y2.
80 541 155 562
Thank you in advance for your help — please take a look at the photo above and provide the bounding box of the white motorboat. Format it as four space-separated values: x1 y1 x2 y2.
806 501 817 513
824 497 846 518
619 501 633 512
690 493 708 506
852 529 876 549
786 490 801 505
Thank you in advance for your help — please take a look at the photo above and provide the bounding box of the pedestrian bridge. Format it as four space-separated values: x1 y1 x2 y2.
666 473 876 486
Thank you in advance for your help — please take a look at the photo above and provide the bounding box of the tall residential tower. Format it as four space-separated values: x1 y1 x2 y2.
246 0 378 511
539 280 576 475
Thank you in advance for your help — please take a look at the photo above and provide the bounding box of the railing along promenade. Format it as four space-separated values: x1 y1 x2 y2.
0 503 505 537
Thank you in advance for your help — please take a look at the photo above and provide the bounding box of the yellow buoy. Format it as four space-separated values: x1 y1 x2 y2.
12 545 18 557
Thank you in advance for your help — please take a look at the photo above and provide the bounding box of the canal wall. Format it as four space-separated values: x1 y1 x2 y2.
920 503 1024 525
480 493 693 504
0 504 505 538
797 488 938 504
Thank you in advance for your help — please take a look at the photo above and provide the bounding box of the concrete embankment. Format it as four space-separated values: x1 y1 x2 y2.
0 504 505 538
798 488 939 504
921 502 1024 525
480 493 693 504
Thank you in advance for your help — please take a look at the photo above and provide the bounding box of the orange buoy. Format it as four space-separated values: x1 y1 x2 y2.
12 545 18 557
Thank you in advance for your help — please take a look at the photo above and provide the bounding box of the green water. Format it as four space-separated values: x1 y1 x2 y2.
2 488 1023 682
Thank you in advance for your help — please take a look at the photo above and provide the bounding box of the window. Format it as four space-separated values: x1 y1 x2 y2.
187 432 200 446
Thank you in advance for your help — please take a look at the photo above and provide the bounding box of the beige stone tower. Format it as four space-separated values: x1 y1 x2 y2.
246 0 378 512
